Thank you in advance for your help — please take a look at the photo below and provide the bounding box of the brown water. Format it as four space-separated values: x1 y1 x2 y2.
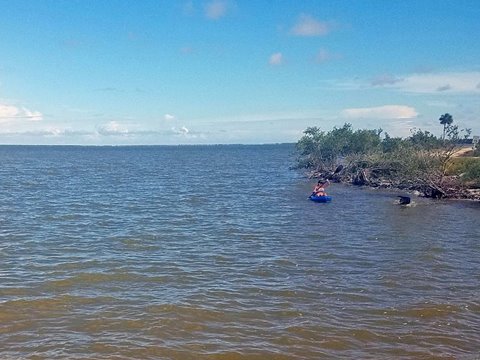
0 145 479 359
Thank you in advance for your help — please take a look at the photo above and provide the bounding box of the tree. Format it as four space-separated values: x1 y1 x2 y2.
295 123 383 173
439 113 453 140
408 128 442 150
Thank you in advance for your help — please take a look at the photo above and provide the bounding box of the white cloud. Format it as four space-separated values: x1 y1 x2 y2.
291 14 333 36
33 127 90 137
269 52 284 66
97 121 130 136
341 105 418 119
384 119 417 137
22 108 43 121
315 49 341 64
204 0 229 20
171 125 202 140
164 114 175 121
0 103 43 121
174 125 189 135
0 104 19 119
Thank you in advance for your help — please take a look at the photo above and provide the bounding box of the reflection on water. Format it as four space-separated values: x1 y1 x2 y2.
0 145 479 359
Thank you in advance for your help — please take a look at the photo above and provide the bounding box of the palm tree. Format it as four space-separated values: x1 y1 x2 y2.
439 113 453 140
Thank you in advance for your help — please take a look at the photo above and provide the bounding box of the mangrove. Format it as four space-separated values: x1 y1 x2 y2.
294 117 480 201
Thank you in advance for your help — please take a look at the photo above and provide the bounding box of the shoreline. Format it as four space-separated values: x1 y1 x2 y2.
307 170 480 202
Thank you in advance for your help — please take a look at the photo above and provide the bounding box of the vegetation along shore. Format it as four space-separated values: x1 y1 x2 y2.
294 114 480 201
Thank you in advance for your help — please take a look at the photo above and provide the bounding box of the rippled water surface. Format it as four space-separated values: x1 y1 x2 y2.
0 145 479 359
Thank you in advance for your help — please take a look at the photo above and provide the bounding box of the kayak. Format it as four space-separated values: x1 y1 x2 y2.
309 195 332 203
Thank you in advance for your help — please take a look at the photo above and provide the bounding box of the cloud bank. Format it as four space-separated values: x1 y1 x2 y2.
0 103 43 121
97 121 130 136
341 105 418 119
372 71 480 94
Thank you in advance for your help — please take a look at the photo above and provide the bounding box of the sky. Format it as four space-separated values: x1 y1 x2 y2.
0 0 479 145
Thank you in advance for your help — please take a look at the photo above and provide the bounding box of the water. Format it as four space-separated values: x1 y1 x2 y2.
0 144 479 359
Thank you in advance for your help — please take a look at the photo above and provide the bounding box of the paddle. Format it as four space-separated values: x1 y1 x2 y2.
333 164 343 175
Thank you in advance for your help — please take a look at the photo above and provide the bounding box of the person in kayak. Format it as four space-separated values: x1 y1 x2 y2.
313 179 330 196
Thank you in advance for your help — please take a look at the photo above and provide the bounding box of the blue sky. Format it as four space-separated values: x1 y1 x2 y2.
0 0 479 145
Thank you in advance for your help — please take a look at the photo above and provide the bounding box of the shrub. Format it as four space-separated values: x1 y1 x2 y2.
463 160 480 186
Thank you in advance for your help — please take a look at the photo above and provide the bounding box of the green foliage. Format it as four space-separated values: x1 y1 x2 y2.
408 129 442 150
447 157 480 186
295 123 382 171
439 113 453 126
463 162 480 185
381 133 403 153
447 157 478 174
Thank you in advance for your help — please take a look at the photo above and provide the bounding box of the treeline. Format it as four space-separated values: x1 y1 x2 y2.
295 119 480 199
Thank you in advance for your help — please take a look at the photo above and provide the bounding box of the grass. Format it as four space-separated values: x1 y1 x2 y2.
447 156 480 186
